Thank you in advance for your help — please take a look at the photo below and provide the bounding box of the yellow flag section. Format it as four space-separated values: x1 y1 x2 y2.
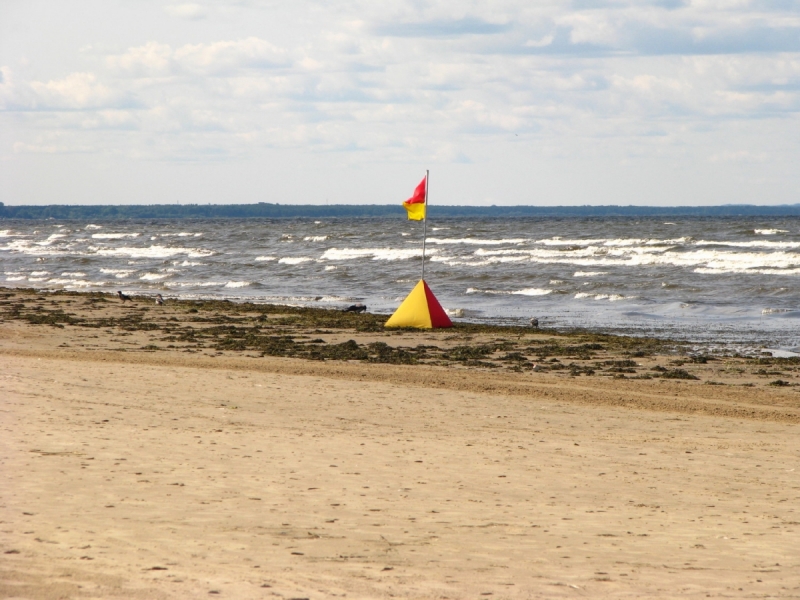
402 176 427 221
403 202 426 221
385 280 453 329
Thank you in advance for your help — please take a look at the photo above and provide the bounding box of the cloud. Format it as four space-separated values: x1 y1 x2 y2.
107 38 289 76
13 138 96 154
373 18 512 38
1 70 136 111
4 2 800 170
164 3 208 20
709 150 769 162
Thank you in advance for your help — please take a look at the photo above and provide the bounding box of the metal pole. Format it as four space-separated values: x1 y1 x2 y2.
421 169 429 282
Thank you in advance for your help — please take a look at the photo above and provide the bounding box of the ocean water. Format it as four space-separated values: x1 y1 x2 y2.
2 216 800 351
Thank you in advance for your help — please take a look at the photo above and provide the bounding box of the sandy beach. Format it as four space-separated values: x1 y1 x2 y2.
1 288 799 599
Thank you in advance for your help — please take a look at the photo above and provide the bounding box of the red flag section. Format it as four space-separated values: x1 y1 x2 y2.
405 177 426 205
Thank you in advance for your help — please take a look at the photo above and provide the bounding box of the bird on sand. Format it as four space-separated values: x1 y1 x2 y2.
343 303 367 313
155 294 164 306
117 291 132 302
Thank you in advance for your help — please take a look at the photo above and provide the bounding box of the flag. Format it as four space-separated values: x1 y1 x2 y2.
402 176 426 221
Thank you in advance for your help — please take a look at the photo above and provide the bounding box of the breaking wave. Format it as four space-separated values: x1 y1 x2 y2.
278 257 313 265
92 233 141 239
322 248 427 261
466 287 552 296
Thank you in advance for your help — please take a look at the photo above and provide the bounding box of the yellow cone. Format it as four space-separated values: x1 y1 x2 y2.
385 280 453 329
385 280 432 328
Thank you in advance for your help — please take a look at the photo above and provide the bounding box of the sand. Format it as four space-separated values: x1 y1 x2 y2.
1 289 799 598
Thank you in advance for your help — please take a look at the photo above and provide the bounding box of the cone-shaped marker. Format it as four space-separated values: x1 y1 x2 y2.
385 280 453 329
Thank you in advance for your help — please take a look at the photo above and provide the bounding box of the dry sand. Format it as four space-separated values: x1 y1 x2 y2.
1 290 799 598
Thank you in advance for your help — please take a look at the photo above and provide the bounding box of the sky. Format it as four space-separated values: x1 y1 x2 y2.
1 0 799 207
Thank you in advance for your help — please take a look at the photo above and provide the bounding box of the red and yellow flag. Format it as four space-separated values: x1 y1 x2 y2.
402 176 426 221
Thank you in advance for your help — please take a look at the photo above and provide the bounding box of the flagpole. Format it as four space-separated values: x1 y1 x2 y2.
421 169 429 282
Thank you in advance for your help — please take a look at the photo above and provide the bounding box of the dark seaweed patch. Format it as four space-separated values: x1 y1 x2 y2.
659 369 699 380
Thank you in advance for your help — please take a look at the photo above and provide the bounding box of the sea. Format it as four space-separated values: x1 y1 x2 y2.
2 216 800 355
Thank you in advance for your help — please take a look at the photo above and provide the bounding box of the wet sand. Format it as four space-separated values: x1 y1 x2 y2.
1 289 799 598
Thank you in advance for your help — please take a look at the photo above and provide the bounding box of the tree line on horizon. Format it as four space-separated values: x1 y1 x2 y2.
2 202 800 220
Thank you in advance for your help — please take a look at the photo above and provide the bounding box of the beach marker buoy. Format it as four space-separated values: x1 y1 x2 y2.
385 279 452 329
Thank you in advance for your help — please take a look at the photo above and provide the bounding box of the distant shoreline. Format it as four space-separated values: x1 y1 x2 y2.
3 202 800 220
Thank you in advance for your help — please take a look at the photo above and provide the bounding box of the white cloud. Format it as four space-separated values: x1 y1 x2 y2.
106 42 173 76
558 13 620 46
1 69 132 111
107 38 289 76
30 72 116 108
709 149 768 162
164 3 208 20
3 0 800 204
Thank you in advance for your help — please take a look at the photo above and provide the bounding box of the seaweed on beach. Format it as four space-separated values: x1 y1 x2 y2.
659 368 700 380
597 359 639 374
2 287 794 385
444 344 497 361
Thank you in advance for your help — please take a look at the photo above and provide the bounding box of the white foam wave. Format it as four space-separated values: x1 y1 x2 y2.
513 288 554 296
762 308 792 314
471 247 800 272
95 245 214 259
101 268 137 278
175 260 205 267
278 257 313 265
575 293 633 301
303 236 328 242
91 233 141 239
255 256 277 262
30 270 50 276
431 256 529 267
85 224 102 230
466 287 552 296
574 271 607 277
537 237 687 247
322 248 428 261
695 239 800 249
445 308 465 317
0 240 79 255
169 281 225 288
61 271 86 277
0 230 17 237
427 237 527 246
5 276 26 281
755 229 788 235
694 267 800 276
225 281 251 288
46 278 95 288
139 273 168 281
